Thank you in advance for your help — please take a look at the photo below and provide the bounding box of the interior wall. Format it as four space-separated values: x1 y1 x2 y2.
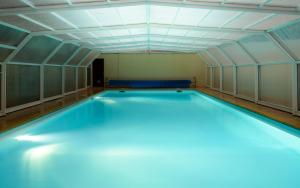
223 66 233 93
297 64 300 111
259 64 292 108
212 66 220 89
206 66 211 86
99 53 206 87
237 66 255 100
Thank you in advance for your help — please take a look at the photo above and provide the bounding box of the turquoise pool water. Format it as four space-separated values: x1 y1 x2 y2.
0 90 300 188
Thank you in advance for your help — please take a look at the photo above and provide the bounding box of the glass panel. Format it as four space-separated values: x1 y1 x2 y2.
208 48 232 66
239 34 291 64
259 64 292 108
206 67 211 86
68 48 91 65
274 21 300 61
221 43 256 65
0 47 13 62
298 64 300 110
199 52 216 66
237 66 255 99
0 23 28 46
213 67 220 89
81 51 97 66
6 64 40 108
77 67 86 89
48 43 79 65
44 66 62 98
12 36 61 64
223 66 233 93
87 66 91 86
65 67 76 93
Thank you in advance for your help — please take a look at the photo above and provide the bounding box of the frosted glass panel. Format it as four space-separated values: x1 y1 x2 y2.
81 51 97 66
206 67 211 86
259 64 292 108
0 47 12 62
65 67 76 93
213 67 220 89
48 43 79 65
237 66 255 99
44 66 62 98
6 64 40 108
208 48 232 66
78 67 86 89
223 66 233 93
0 24 28 46
298 65 300 110
221 43 255 65
68 48 91 65
239 34 291 64
199 52 217 66
13 36 61 64
274 21 300 60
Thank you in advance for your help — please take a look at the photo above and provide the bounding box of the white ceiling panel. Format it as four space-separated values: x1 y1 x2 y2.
57 10 100 28
168 29 188 36
110 29 130 36
117 5 146 24
173 8 210 26
0 0 27 8
150 27 169 35
199 10 241 27
150 6 178 24
130 28 147 35
30 0 68 6
224 12 271 29
186 30 207 38
24 13 74 30
226 0 266 5
250 15 300 30
89 8 123 26
267 0 300 7
92 30 112 37
0 15 48 31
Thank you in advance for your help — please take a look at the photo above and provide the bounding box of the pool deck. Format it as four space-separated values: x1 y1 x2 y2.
0 88 102 133
0 87 299 134
197 87 300 130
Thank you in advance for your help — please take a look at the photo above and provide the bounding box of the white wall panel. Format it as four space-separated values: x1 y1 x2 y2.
223 66 233 93
221 43 256 65
0 24 28 46
208 48 232 66
239 34 291 64
213 66 220 89
259 64 292 108
237 66 255 99
6 64 40 108
298 64 300 110
274 21 300 61
206 67 211 86
12 36 61 64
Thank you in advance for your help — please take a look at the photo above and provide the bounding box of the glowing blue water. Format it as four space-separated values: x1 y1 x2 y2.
0 90 300 188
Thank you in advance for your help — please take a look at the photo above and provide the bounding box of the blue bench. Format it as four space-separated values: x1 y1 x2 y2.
108 80 191 88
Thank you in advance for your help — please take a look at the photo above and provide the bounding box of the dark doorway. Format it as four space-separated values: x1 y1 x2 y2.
92 59 104 87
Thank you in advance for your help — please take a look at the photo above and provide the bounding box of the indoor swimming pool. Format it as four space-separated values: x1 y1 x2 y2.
0 90 300 188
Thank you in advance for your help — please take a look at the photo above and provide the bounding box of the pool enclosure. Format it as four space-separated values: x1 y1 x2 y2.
0 0 299 116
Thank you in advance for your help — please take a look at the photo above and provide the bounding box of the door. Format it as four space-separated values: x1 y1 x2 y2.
92 59 104 87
